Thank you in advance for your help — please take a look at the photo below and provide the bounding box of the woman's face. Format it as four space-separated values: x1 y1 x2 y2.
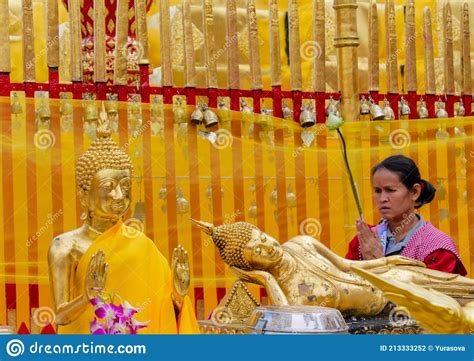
243 229 283 270
372 168 421 222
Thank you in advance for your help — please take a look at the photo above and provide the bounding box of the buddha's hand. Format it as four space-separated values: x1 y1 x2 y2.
171 245 190 312
84 250 108 301
231 267 271 286
385 256 425 268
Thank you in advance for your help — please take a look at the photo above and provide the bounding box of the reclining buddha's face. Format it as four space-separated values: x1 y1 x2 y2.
81 168 131 220
243 229 283 270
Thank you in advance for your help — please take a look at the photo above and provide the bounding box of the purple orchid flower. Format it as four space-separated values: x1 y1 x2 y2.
90 296 149 334
90 318 107 335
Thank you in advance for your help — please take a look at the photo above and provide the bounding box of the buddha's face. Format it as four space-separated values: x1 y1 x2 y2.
81 168 131 219
243 229 283 270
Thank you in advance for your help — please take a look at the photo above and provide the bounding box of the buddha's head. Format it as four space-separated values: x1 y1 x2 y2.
192 220 283 270
76 104 133 221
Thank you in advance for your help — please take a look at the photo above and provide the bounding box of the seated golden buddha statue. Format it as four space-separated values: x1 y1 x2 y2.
48 104 199 334
192 220 474 317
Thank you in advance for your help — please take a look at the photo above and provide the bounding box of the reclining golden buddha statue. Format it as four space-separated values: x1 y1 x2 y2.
48 104 199 334
351 266 474 334
192 220 474 317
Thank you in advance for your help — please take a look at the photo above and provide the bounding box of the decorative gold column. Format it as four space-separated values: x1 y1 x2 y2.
94 0 106 82
333 0 359 121
226 0 239 89
423 7 435 94
461 2 472 96
313 0 325 92
269 0 281 86
47 0 59 68
69 0 82 81
160 0 173 86
114 0 129 85
248 0 262 90
385 0 398 94
405 0 417 92
202 0 218 88
22 0 36 81
183 0 196 87
443 0 454 95
135 0 150 65
0 0 10 72
288 0 302 91
368 0 378 92
334 0 361 242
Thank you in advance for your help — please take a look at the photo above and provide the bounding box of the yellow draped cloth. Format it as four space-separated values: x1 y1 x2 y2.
58 220 199 334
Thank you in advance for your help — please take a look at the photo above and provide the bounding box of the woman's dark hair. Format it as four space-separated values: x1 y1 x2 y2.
371 155 436 209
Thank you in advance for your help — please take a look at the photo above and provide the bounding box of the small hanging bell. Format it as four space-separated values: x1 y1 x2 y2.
36 97 51 128
151 96 161 118
360 95 370 115
190 104 204 125
176 189 189 214
173 97 187 124
240 99 253 114
282 101 293 120
418 98 428 119
132 201 146 222
399 96 411 116
382 97 395 120
286 185 297 208
248 201 257 219
325 96 337 117
217 98 231 123
258 107 273 128
369 97 385 120
299 103 315 128
218 98 229 111
130 95 142 116
456 98 465 117
159 183 167 199
203 106 219 128
60 94 73 116
436 98 448 118
270 187 278 205
105 94 119 116
11 93 22 115
84 96 98 122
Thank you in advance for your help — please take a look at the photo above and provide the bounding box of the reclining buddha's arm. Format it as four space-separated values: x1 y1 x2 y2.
231 267 289 306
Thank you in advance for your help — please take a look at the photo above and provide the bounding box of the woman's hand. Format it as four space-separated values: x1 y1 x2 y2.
356 219 383 260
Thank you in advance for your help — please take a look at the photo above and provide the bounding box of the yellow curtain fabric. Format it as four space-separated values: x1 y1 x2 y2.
0 96 473 332
58 220 199 334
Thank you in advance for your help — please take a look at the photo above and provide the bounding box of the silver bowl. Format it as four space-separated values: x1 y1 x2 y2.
245 306 349 334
